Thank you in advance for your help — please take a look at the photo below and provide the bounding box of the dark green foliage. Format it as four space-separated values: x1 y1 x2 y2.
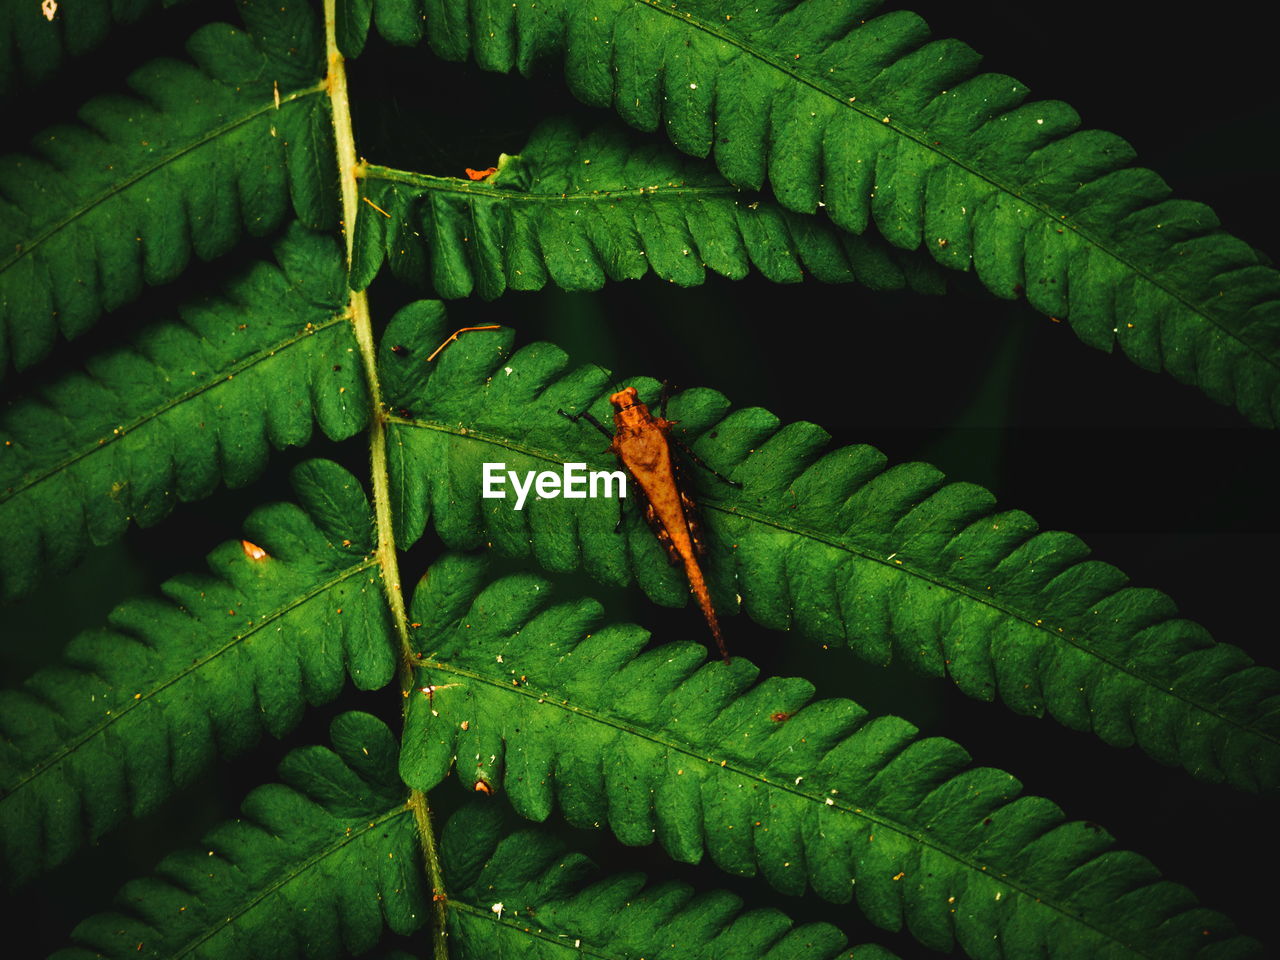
440 803 899 960
0 0 170 93
0 460 395 884
51 712 424 959
0 0 335 373
346 0 1280 426
379 304 1280 793
0 226 366 601
402 555 1259 959
353 118 945 297
0 2 1275 959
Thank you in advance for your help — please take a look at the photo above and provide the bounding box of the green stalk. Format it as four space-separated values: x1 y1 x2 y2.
323 4 450 957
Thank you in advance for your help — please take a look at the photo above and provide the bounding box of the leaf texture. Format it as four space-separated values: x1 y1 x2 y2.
336 0 423 54
352 117 944 297
0 0 174 94
0 0 336 374
52 712 424 959
0 460 396 885
352 0 1280 425
0 224 367 602
439 803 899 960
401 555 1261 960
378 305 1280 792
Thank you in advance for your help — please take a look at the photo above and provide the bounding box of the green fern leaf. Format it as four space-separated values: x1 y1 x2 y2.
349 0 1280 426
401 555 1260 960
0 0 336 374
0 460 395 885
352 117 944 297
0 0 182 94
378 306 1280 793
336 0 376 57
51 711 424 959
336 0 420 54
0 224 366 602
439 802 899 960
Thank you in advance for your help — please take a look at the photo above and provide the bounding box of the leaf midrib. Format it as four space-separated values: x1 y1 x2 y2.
362 162 742 203
635 0 1275 368
171 803 411 959
0 82 325 273
389 413 1277 750
1 557 378 798
419 653 1145 959
449 899 620 960
0 311 351 506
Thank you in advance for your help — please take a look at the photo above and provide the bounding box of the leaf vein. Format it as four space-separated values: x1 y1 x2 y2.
389 414 1275 747
2 557 378 798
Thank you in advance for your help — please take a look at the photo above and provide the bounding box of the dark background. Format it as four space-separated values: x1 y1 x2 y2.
2 1 1277 957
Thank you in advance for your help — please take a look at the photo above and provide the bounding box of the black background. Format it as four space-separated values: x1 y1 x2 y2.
2 1 1277 957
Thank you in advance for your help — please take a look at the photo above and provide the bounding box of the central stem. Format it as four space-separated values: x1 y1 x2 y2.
323 5 450 958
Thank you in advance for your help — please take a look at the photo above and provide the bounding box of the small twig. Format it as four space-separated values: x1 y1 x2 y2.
362 196 392 218
426 326 503 362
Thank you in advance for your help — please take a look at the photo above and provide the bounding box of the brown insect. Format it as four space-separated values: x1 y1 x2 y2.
561 385 739 662
424 327 739 662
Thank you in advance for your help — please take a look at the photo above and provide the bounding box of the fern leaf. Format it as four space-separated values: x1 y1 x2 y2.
52 712 424 959
0 0 336 374
378 306 1280 793
438 802 899 960
352 117 944 297
0 224 366 602
337 0 419 54
401 556 1261 960
0 460 396 885
352 0 1280 426
0 0 174 94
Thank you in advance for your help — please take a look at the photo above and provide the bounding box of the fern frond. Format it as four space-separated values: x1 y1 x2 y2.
0 224 366 602
0 0 335 374
0 0 172 95
0 461 395 885
352 117 944 297
336 0 422 54
349 0 1280 426
52 712 424 959
400 556 1261 960
438 803 899 960
378 306 1280 793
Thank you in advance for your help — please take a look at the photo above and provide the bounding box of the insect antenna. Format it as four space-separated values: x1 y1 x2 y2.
588 360 626 404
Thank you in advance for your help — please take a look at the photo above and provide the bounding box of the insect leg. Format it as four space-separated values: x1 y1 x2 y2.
658 379 672 420
672 437 743 488
559 407 627 528
611 488 633 534
557 407 614 442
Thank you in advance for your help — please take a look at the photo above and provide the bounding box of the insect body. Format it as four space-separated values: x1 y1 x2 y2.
562 386 737 662
425 325 737 662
